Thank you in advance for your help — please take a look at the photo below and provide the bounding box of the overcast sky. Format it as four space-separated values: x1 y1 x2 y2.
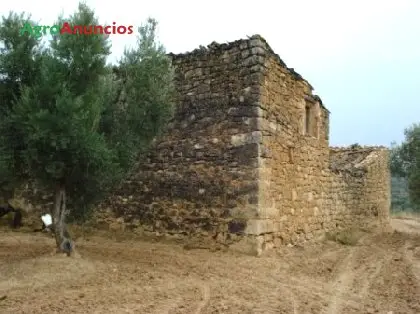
1 0 419 146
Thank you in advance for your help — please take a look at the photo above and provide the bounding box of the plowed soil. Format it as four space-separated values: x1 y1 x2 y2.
1 218 420 314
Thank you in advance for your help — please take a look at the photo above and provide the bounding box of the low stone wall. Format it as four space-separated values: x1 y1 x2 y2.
93 145 390 254
327 146 390 227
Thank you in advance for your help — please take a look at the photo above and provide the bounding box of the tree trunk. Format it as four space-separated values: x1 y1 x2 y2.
52 184 74 256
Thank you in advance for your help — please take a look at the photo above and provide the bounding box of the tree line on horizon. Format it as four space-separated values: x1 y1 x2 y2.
0 2 176 255
390 124 420 213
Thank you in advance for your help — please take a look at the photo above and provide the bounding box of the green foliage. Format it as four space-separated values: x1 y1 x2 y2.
391 176 411 211
0 4 175 222
50 3 111 97
0 12 43 191
390 124 420 211
0 12 42 113
101 17 175 173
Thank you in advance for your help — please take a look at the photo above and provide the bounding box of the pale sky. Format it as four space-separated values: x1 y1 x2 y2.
1 0 419 146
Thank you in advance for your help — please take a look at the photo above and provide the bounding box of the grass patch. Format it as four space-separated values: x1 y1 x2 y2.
325 228 363 246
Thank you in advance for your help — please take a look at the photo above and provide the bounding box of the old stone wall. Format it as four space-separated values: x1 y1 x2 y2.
97 35 390 254
238 37 390 252
98 37 269 250
327 147 390 228
249 39 331 249
1 35 391 255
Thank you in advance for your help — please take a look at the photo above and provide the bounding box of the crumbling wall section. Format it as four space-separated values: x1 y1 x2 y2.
326 146 390 228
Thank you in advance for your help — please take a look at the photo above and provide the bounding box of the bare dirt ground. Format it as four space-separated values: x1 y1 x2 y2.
1 219 420 314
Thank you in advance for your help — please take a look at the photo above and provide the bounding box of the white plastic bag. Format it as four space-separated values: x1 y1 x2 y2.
41 214 52 227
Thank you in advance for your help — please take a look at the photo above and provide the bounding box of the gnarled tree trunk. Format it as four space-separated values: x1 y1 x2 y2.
53 184 74 256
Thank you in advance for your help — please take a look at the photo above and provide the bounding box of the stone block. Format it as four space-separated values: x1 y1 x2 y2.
245 219 275 235
231 131 263 147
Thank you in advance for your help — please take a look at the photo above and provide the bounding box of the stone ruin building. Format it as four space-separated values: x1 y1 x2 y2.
96 34 390 255
4 35 390 255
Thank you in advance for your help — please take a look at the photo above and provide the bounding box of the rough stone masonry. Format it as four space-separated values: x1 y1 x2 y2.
94 34 391 255
0 35 390 255
7 35 388 255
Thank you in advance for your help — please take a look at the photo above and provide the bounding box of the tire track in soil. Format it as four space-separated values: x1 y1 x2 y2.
262 281 299 314
184 266 299 313
357 253 391 299
133 279 210 314
325 230 420 314
2 227 420 313
325 235 392 314
192 283 211 314
173 231 419 314
202 256 364 313
403 241 420 285
221 260 300 313
77 239 349 313
325 245 359 314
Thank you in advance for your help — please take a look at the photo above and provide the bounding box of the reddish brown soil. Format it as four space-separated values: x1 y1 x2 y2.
1 219 420 314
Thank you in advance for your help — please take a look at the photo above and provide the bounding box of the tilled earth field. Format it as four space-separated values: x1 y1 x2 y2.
1 219 420 314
